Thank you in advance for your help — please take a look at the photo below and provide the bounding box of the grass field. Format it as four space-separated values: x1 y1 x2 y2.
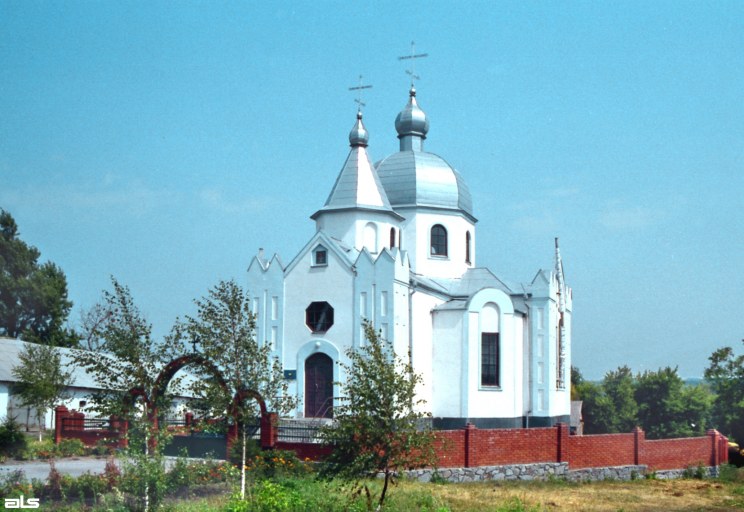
159 473 744 512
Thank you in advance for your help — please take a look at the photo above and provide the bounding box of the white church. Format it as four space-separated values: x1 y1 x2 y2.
247 86 572 429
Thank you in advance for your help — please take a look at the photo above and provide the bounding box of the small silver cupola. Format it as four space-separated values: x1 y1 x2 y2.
395 86 429 152
348 110 369 147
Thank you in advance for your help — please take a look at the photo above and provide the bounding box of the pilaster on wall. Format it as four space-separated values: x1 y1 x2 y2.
708 429 728 467
464 422 476 468
556 422 569 462
633 426 645 465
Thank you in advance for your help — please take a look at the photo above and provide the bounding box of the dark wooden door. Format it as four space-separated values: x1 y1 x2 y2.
305 353 333 418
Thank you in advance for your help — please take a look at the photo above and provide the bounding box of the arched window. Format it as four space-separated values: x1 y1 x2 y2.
363 222 378 252
480 303 500 387
465 231 472 264
390 228 396 248
430 224 448 256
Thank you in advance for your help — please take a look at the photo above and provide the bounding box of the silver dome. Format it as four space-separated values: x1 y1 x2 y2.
348 110 369 147
375 150 475 220
395 86 429 140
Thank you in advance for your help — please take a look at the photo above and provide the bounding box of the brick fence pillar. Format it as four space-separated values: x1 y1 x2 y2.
464 423 476 468
185 411 194 429
556 422 569 463
54 406 69 445
261 412 278 449
707 429 720 467
633 427 645 466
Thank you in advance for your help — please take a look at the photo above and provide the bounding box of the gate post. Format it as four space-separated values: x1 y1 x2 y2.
261 412 278 449
54 406 69 444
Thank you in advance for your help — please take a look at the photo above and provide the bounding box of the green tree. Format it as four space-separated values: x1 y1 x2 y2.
73 278 185 419
320 321 436 510
576 366 637 434
73 277 184 511
576 380 616 434
0 209 77 347
11 343 75 440
178 279 295 498
705 342 744 444
635 367 711 439
603 366 638 432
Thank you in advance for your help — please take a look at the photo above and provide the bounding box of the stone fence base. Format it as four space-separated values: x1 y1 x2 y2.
404 463 720 484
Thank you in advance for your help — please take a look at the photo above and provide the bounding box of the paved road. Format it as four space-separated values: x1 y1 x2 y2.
0 457 189 481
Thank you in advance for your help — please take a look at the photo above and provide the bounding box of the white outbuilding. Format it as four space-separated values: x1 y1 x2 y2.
248 87 572 428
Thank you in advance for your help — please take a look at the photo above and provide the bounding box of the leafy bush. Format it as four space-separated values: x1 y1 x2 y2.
56 438 86 457
0 416 28 459
243 449 310 480
65 471 107 500
227 481 303 512
682 463 707 479
22 438 56 459
166 456 238 492
719 464 744 483
228 436 262 466
120 453 168 511
0 469 33 501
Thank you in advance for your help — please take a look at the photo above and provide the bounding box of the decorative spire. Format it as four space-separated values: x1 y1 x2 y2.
396 42 429 151
348 75 372 147
398 41 428 88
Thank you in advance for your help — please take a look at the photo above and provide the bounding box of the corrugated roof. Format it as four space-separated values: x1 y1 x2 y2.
0 337 101 389
0 337 198 394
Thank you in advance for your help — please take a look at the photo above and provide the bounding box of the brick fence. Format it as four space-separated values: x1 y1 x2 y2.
55 407 728 472
432 423 728 471
54 406 128 449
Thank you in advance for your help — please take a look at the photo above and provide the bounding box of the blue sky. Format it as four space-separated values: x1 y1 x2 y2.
1 2 742 379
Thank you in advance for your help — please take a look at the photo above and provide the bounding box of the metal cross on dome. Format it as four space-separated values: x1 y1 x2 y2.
349 75 373 111
398 41 428 86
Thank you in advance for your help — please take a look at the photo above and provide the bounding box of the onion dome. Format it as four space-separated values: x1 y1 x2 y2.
395 86 430 151
349 110 369 147
375 87 475 221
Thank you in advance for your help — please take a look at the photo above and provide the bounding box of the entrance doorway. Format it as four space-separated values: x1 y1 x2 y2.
304 353 333 418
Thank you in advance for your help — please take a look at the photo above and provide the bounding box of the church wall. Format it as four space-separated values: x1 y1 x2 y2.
283 246 355 417
526 286 571 422
246 257 285 362
431 309 463 418
410 290 442 410
315 211 400 254
397 209 475 279
464 290 521 421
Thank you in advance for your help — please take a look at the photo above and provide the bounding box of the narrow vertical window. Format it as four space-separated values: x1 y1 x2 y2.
390 228 396 248
430 224 448 256
481 332 500 387
465 231 472 264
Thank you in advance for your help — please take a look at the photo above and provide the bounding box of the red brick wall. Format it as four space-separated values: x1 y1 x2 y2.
643 437 711 470
567 433 635 468
469 427 559 466
420 423 727 471
275 442 333 461
433 430 466 467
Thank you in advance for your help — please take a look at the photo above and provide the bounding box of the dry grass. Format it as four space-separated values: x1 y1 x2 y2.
421 478 744 511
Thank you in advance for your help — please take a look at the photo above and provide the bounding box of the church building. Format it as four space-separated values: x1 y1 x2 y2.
247 86 572 428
